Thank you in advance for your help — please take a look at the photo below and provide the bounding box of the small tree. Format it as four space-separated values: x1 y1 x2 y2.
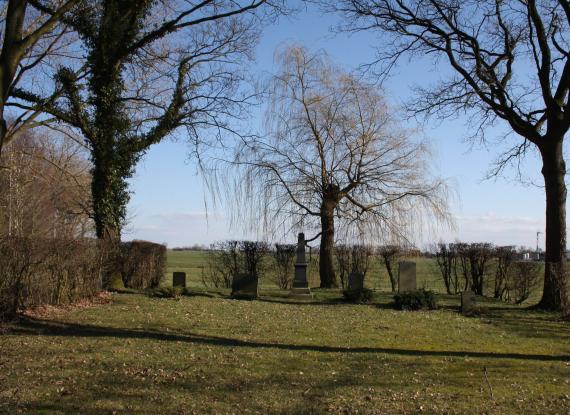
434 242 459 294
335 244 352 289
467 243 494 296
378 245 400 292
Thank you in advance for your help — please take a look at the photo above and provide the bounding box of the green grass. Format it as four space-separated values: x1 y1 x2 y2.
1 290 569 414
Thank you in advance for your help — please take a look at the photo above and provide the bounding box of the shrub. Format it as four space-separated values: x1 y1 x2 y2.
273 243 296 289
0 237 102 320
507 261 541 304
149 286 182 299
107 274 125 292
393 289 437 310
342 288 374 303
336 244 373 289
119 240 166 289
203 240 269 288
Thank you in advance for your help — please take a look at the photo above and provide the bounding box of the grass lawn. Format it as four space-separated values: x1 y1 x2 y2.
1 289 569 414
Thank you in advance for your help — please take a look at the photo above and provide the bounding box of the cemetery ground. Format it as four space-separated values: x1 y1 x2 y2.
1 252 569 414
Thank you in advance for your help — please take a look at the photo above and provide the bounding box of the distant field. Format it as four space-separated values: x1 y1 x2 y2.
166 250 457 292
164 250 552 305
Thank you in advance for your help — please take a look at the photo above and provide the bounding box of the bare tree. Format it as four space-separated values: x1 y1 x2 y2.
0 128 92 238
434 242 459 294
378 244 400 292
0 0 81 157
328 0 570 311
236 46 449 288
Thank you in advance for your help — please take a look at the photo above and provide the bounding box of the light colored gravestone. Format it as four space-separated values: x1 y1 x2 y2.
173 272 186 288
289 233 312 298
461 291 476 314
231 273 258 299
398 261 416 292
348 272 365 290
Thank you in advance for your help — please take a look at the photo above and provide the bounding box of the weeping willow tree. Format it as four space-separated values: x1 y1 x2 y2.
234 46 450 288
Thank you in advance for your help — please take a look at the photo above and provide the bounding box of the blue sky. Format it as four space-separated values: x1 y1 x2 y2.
126 3 550 249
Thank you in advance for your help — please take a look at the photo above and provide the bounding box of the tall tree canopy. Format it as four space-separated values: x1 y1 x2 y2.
16 0 281 241
327 0 570 310
236 46 448 287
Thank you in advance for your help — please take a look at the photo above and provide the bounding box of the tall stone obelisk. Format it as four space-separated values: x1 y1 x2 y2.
289 232 312 297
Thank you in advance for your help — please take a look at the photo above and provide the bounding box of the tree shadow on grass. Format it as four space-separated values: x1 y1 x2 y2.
9 317 570 362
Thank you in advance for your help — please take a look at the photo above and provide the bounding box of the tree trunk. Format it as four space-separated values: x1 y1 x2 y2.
537 138 568 311
91 158 122 243
0 1 28 158
319 201 337 288
383 256 397 292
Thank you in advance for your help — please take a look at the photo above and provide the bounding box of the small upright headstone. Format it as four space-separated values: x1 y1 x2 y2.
461 291 476 314
348 272 365 290
231 273 258 299
173 272 186 288
398 261 416 292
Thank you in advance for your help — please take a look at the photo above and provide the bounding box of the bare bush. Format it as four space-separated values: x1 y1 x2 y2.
508 262 542 304
335 245 351 289
203 240 269 288
336 244 373 289
241 241 270 279
494 246 517 300
120 241 166 289
0 237 102 320
434 242 460 294
273 244 296 289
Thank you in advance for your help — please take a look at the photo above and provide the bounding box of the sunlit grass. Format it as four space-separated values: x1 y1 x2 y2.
1 290 568 414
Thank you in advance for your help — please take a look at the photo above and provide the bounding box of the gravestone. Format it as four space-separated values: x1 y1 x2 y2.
398 261 416 292
461 291 476 314
289 233 312 298
348 272 365 290
172 272 186 288
231 273 258 299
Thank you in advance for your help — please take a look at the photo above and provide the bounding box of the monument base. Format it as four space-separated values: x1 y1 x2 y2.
288 287 313 299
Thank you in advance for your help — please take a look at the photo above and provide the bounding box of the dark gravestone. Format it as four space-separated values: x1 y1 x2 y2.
398 261 416 292
173 272 186 288
231 273 258 299
348 272 365 290
461 291 476 314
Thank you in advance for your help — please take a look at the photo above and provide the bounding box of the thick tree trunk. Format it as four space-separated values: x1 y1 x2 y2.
91 158 122 243
319 201 337 288
537 138 568 311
